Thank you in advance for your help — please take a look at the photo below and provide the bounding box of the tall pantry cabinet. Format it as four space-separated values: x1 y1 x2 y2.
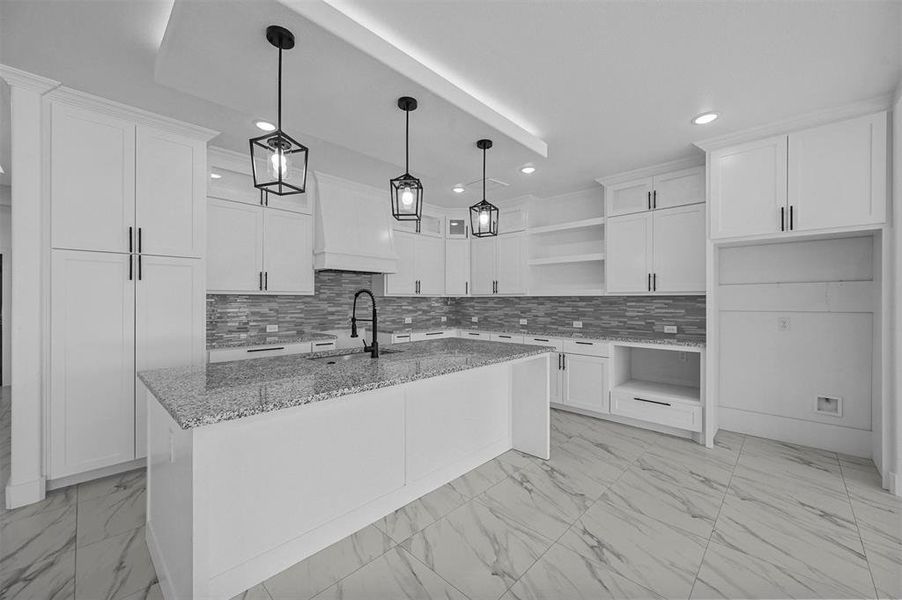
47 93 214 479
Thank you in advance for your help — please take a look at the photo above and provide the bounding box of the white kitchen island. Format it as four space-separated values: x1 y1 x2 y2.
138 338 552 600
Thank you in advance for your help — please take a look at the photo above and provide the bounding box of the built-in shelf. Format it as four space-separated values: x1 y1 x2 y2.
612 379 701 405
528 216 606 235
528 253 605 266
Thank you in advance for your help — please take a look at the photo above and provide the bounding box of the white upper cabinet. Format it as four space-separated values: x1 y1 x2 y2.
135 126 205 258
652 204 706 293
709 112 887 241
652 167 705 210
384 231 418 295
445 238 470 296
788 112 887 232
416 235 445 296
381 230 444 296
263 210 314 294
469 233 526 296
470 236 496 296
51 102 135 253
606 212 652 294
207 198 264 292
50 250 136 478
710 136 788 239
606 177 653 217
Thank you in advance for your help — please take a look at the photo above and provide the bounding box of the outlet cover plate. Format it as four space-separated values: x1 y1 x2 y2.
441 316 447 322
572 321 583 328
404 317 412 324
519 318 528 325
471 317 479 322
664 325 677 334
266 325 278 333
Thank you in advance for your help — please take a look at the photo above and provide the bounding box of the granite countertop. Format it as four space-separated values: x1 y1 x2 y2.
139 338 554 430
208 331 337 350
390 326 706 348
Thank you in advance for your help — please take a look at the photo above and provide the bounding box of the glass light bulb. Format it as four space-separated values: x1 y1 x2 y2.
479 210 490 226
400 187 414 207
270 150 289 179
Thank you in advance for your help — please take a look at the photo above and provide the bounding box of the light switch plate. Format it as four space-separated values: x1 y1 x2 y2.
664 325 677 334
471 317 479 322
266 325 278 333
441 316 447 323
572 321 583 328
519 318 528 325
404 317 412 324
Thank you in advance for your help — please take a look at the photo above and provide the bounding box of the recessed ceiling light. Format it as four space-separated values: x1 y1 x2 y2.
452 185 465 193
209 173 222 179
520 165 536 175
255 120 276 132
692 112 719 125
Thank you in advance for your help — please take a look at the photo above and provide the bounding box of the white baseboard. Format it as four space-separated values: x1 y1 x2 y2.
46 458 145 491
889 471 901 497
146 520 179 600
5 476 45 509
719 407 872 457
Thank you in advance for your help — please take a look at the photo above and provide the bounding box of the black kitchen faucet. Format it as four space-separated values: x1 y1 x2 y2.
350 289 379 358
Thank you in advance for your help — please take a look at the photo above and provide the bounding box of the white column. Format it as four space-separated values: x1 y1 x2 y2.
0 65 59 508
891 88 902 496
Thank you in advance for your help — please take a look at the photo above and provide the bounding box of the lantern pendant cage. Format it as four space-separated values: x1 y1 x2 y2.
249 25 309 196
469 139 499 237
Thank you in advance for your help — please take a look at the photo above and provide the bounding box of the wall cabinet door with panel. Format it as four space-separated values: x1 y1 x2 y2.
263 210 314 294
605 212 652 294
381 230 444 296
605 167 703 218
469 233 525 296
445 238 470 296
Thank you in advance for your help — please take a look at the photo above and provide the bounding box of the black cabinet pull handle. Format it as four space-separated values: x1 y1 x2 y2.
468 332 479 336
138 254 142 280
790 205 794 230
138 228 142 253
653 190 657 209
535 338 549 342
634 397 671 407
647 273 651 292
558 353 562 369
128 226 133 253
646 191 650 210
653 273 657 291
264 271 268 291
562 354 566 369
128 254 133 281
259 272 263 291
247 346 285 353
314 342 333 347
575 341 592 345
426 332 442 336
465 281 468 295
780 206 785 231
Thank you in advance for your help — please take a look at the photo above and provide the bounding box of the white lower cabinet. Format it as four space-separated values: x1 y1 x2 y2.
562 354 609 414
50 249 204 478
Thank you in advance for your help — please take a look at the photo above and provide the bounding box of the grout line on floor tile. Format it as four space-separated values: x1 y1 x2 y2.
396 544 477 600
838 459 880 599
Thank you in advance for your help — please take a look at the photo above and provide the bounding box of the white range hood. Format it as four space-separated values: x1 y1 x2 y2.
312 171 399 273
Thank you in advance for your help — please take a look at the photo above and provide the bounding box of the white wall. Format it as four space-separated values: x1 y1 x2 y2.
0 185 10 386
717 236 877 457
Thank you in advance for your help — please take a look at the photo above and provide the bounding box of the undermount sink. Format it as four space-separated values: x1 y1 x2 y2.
308 348 405 364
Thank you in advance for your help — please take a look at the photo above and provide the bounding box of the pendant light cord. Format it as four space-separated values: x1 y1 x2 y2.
277 46 282 133
405 109 410 174
482 145 486 201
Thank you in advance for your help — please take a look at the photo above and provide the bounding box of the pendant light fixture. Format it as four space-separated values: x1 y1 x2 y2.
249 25 309 196
390 96 423 222
469 139 499 237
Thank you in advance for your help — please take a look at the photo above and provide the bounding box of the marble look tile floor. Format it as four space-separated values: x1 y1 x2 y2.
1 390 900 599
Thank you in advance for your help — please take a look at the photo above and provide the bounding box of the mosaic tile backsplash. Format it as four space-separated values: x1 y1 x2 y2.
207 271 706 346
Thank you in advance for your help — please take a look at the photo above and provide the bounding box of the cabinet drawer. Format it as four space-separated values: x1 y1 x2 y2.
209 342 312 363
311 340 337 352
411 330 452 341
522 336 564 351
461 330 489 339
610 390 702 432
563 339 609 357
391 333 413 343
490 333 524 344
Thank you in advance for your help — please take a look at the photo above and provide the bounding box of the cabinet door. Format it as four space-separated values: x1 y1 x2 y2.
496 233 525 295
652 204 706 293
652 166 704 210
606 177 653 217
51 102 135 253
470 236 496 295
207 199 264 292
50 250 135 478
606 213 652 294
710 136 787 239
135 255 205 458
550 355 563 405
416 235 445 296
562 354 608 414
263 209 314 294
789 112 887 231
135 126 205 258
385 231 418 295
445 238 470 296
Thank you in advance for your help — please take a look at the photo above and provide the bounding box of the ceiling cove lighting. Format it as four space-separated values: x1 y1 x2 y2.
389 96 424 222
255 120 276 132
249 25 309 196
520 165 536 175
692 112 719 125
452 185 465 194
469 139 499 238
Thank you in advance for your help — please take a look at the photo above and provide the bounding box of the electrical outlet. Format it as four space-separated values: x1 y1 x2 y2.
519 318 528 325
441 316 447 323
404 317 412 324
664 325 677 334
471 316 479 323
266 324 278 333
572 321 583 328
778 317 791 331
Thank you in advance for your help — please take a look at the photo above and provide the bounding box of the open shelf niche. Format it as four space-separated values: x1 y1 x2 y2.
526 188 605 296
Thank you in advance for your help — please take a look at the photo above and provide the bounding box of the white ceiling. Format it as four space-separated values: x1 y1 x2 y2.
1 0 900 206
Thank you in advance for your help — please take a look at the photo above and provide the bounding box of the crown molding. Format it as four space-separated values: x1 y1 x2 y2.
208 146 250 175
595 155 704 187
45 86 219 142
0 64 60 94
693 95 892 152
